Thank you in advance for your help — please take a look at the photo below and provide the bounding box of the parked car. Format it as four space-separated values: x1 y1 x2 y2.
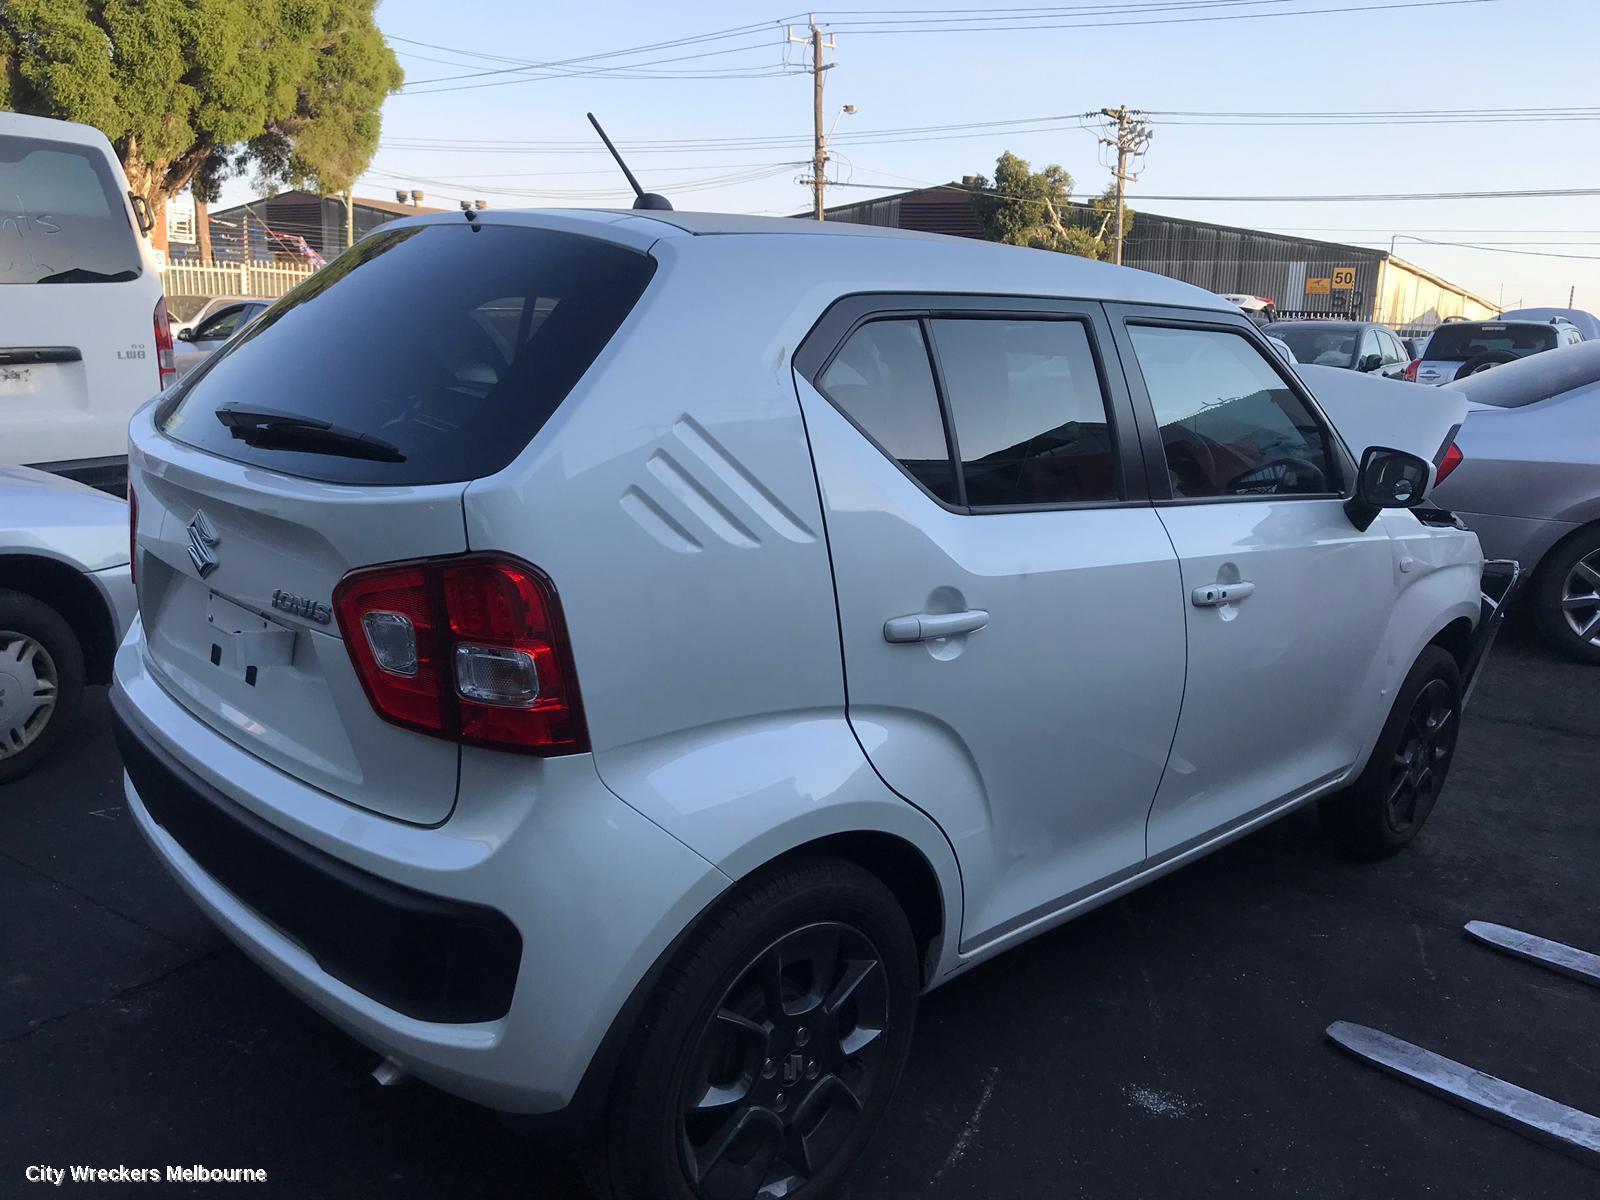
0 466 137 780
169 294 269 341
1496 307 1600 342
1434 341 1600 663
114 210 1490 1200
174 297 271 377
1410 317 1583 385
1266 333 1298 363
1270 320 1412 378
0 112 171 491
1401 331 1432 361
1221 292 1277 328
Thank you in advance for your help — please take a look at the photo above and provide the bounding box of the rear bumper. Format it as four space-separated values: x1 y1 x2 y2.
112 622 730 1115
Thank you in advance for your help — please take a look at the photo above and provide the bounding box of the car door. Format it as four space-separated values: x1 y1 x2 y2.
1377 329 1411 378
1109 307 1398 858
793 297 1186 949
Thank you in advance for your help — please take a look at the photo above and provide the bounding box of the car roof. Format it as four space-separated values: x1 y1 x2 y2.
0 110 118 152
380 207 1234 313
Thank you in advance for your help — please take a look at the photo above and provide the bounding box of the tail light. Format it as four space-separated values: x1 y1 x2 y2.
127 483 139 588
1435 441 1464 485
1403 358 1420 383
333 554 587 755
153 297 176 390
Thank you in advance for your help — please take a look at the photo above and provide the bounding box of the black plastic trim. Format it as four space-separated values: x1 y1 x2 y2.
0 346 82 365
110 689 522 1024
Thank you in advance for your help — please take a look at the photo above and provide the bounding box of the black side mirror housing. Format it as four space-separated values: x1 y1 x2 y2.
176 327 194 342
1346 446 1431 531
1358 353 1383 373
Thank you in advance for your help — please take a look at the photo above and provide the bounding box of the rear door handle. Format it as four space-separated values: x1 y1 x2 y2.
1191 581 1255 607
883 609 989 643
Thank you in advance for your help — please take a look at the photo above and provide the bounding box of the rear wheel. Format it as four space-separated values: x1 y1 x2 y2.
1531 526 1600 665
584 858 919 1200
1453 350 1518 379
0 589 85 783
1318 646 1461 858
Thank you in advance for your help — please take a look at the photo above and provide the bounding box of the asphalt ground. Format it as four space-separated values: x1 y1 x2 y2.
3 619 1597 1198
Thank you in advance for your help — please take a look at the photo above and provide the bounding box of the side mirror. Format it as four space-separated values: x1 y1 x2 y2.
1346 446 1430 531
176 327 195 342
1358 353 1383 373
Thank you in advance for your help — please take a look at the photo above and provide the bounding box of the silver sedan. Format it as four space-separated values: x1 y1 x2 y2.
1433 341 1600 663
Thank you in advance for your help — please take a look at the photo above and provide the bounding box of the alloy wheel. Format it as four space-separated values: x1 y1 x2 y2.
1559 551 1600 648
0 631 59 759
1385 678 1458 833
678 921 891 1200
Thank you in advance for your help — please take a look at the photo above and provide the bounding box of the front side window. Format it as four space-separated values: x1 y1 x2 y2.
194 305 249 342
1127 324 1341 499
929 318 1118 506
818 319 958 503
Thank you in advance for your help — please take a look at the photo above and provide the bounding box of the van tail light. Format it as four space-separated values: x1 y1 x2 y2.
1435 441 1464 486
153 297 176 390
333 554 587 755
127 483 138 588
1403 358 1420 382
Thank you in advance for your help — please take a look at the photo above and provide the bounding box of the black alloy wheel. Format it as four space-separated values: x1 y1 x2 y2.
1383 677 1458 836
678 922 891 1200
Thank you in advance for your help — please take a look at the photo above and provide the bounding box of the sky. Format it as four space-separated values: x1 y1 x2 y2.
222 0 1600 311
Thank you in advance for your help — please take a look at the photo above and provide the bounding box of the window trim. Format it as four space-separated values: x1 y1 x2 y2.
796 292 1149 515
1107 305 1357 506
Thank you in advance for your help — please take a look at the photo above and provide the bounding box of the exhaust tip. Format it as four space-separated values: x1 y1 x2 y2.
372 1056 409 1087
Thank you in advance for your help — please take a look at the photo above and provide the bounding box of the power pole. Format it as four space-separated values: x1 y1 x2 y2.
344 190 355 254
1569 284 1577 307
1098 105 1152 266
789 22 836 219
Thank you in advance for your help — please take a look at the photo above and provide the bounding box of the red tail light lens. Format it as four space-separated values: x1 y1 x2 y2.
333 554 587 755
1435 441 1464 486
1403 358 1420 382
153 297 176 390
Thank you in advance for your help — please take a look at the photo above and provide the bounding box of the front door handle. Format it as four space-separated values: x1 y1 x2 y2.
883 609 989 643
1191 581 1255 607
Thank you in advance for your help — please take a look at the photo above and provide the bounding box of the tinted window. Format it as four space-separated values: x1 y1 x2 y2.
930 318 1118 506
1379 331 1408 364
818 320 957 503
194 305 251 342
1274 323 1359 367
159 224 656 485
0 135 141 284
1358 329 1381 366
1424 323 1557 361
1127 325 1340 499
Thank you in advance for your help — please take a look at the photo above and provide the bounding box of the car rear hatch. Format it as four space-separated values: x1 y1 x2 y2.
1417 323 1558 385
0 129 163 465
129 216 659 824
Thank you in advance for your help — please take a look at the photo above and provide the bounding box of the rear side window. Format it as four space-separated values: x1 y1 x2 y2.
930 318 1118 505
818 319 959 504
159 224 656 485
1127 324 1340 499
1424 324 1557 361
0 135 141 285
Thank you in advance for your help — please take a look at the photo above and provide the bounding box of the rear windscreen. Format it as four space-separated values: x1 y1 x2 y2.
0 135 142 284
1423 324 1557 361
158 223 657 485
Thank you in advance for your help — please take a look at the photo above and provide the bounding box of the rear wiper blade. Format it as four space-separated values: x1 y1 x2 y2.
214 404 405 463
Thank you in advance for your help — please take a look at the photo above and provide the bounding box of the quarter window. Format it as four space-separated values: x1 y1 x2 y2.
930 318 1119 506
1127 324 1340 499
818 319 958 503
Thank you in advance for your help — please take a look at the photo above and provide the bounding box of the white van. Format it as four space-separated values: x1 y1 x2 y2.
0 112 171 489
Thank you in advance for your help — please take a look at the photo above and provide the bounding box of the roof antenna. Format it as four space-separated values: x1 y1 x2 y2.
587 112 673 211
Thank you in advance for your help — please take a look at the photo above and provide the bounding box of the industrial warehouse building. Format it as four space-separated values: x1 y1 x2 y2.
814 183 1496 329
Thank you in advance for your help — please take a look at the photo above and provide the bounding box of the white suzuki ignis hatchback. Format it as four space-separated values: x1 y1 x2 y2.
115 209 1491 1200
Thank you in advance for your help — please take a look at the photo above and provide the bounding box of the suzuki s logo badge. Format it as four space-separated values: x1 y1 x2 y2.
186 510 220 578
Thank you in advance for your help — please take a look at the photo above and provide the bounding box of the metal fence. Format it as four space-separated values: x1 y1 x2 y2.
162 261 316 301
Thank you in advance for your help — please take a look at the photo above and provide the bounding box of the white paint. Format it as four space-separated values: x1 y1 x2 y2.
1124 1084 1195 1118
929 1065 1000 1189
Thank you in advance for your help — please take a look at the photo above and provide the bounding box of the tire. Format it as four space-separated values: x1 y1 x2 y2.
1453 350 1518 380
582 858 920 1200
1318 646 1461 859
1530 525 1600 665
0 588 86 783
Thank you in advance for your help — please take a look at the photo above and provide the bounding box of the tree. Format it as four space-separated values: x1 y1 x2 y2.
969 152 1129 261
0 1 402 207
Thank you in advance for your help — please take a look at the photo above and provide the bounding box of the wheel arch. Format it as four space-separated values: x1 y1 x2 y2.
1427 615 1475 675
1530 517 1600 589
0 554 116 684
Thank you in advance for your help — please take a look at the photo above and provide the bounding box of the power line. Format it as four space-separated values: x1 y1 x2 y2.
813 0 1504 33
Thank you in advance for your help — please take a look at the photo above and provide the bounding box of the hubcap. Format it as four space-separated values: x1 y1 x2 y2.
0 631 58 759
1559 551 1600 647
1385 678 1458 833
678 922 890 1200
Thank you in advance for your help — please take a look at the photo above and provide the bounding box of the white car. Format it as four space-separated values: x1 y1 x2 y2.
174 297 271 377
0 466 137 780
114 210 1490 1200
0 112 172 490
